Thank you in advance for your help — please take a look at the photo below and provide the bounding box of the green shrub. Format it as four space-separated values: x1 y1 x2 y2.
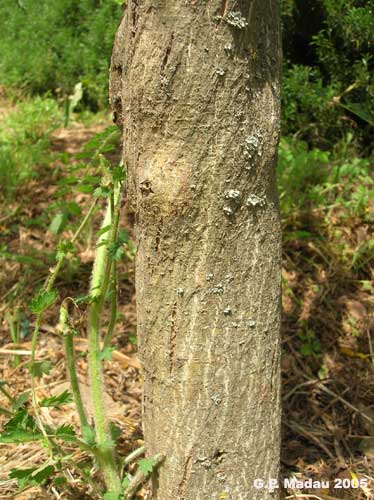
278 136 374 220
281 0 374 150
0 0 123 109
0 97 61 197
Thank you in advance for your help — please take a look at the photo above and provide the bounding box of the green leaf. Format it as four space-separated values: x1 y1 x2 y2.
49 212 67 236
0 429 43 443
56 424 75 438
129 334 137 345
100 347 114 361
55 424 77 444
108 242 125 261
9 468 37 489
97 224 111 237
108 230 130 261
361 280 372 292
65 201 81 216
117 229 130 244
82 425 96 446
1 408 41 443
340 101 374 127
29 290 58 314
12 391 30 411
53 476 67 486
300 345 313 356
57 239 76 259
10 464 55 488
83 175 101 185
27 360 52 378
122 475 131 490
3 408 36 432
138 458 155 474
93 186 111 198
40 390 73 408
110 423 121 441
112 165 126 182
76 184 94 194
99 438 116 451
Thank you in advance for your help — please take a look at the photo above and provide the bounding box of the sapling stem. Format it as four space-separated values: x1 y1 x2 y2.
87 181 122 494
59 304 88 430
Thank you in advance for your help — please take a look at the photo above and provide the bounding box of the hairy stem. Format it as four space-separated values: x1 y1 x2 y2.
59 305 88 430
87 182 122 494
103 263 117 350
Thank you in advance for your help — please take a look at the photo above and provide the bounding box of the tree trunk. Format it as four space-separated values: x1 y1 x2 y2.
110 2 282 499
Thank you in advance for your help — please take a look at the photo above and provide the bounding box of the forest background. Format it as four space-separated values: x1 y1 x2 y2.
0 0 373 499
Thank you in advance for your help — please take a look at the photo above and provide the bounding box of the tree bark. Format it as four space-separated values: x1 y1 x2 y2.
110 1 282 499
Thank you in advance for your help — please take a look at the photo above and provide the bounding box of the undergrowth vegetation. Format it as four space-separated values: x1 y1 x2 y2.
0 98 61 198
0 127 156 499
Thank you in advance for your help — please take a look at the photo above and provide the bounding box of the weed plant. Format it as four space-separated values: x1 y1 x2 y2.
0 127 162 499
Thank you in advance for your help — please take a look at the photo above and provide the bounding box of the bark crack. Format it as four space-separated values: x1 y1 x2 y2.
176 454 193 500
161 32 174 73
131 0 138 29
220 0 229 17
169 301 178 374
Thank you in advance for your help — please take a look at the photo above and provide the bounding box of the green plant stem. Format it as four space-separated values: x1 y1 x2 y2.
30 199 98 444
59 305 88 431
98 189 120 311
103 263 117 350
64 332 88 429
71 199 98 244
87 183 122 494
101 188 121 350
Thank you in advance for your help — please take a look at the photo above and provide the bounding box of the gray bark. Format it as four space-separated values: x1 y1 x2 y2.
110 1 282 499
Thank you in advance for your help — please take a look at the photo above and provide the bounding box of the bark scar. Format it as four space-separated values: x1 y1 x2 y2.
161 32 174 73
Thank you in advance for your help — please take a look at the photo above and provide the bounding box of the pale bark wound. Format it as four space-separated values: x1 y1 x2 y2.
110 1 282 499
